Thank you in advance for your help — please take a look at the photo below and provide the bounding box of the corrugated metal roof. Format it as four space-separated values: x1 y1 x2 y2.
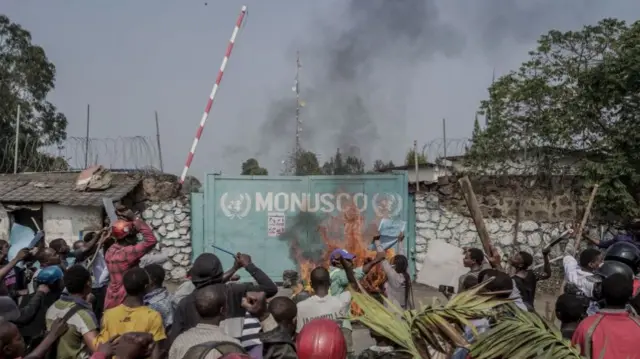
0 172 142 206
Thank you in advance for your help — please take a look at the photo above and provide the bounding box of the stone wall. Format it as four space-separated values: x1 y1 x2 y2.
142 198 192 281
414 177 614 293
124 174 201 281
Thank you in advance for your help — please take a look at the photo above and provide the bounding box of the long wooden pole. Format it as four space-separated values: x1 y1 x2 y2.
458 176 496 265
572 184 600 256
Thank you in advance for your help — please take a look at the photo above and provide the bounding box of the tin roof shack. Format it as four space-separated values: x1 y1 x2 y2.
0 171 142 245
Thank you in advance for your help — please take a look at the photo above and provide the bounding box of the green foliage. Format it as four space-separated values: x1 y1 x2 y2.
241 158 268 175
372 159 396 172
405 148 427 166
470 308 582 359
294 150 322 176
0 15 68 172
321 148 365 175
467 18 640 220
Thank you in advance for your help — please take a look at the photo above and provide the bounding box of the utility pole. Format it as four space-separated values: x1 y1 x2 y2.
414 140 420 192
13 105 20 174
294 50 302 154
155 111 164 172
442 118 447 159
84 104 90 168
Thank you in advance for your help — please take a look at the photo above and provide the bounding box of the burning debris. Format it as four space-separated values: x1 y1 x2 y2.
280 194 395 314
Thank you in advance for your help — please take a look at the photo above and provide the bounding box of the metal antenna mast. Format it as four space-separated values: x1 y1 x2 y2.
295 51 302 153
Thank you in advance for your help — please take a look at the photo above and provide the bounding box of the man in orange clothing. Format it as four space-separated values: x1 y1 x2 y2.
572 270 640 359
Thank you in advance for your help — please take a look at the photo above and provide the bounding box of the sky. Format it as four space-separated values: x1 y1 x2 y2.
4 0 640 179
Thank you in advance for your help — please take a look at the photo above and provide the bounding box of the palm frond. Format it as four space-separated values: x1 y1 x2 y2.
349 281 512 358
470 307 583 359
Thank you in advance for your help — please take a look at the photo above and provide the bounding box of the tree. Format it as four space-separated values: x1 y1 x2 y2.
294 150 322 176
241 158 268 175
405 148 427 166
0 15 68 172
372 159 396 172
467 18 640 219
321 148 365 175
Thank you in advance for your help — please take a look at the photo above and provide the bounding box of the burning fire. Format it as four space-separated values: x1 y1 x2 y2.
292 194 396 315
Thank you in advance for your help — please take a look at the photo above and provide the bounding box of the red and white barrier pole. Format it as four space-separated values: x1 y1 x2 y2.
179 5 247 183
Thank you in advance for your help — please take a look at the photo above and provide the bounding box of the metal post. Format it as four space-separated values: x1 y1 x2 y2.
442 118 447 159
155 111 164 172
84 104 90 168
295 51 301 153
13 105 20 174
414 140 419 192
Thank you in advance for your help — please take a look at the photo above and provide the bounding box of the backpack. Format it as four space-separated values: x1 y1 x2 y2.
29 304 82 359
182 341 247 359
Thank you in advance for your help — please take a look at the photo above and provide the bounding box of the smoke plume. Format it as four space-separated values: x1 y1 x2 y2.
255 0 464 167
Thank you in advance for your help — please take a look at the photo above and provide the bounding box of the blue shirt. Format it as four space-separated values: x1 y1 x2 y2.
143 287 174 328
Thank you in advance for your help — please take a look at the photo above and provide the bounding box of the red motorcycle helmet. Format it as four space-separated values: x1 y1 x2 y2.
111 219 134 240
296 319 347 359
219 354 251 359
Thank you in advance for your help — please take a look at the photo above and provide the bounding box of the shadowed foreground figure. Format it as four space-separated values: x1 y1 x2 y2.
91 332 155 359
240 292 297 359
170 284 245 359
169 252 277 349
572 272 640 359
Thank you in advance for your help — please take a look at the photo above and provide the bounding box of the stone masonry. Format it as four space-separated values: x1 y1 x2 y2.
415 177 620 293
142 198 192 281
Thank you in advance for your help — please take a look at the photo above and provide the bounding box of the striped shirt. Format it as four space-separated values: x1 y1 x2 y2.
169 323 241 359
45 297 98 359
239 312 262 351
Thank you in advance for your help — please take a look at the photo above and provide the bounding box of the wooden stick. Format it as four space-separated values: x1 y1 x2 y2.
572 184 599 256
30 217 40 232
458 176 496 266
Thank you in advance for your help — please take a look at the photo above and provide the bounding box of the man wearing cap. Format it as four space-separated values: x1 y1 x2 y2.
328 248 385 358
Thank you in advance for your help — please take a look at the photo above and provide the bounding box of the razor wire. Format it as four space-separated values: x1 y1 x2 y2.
420 137 579 177
420 137 472 162
0 135 161 173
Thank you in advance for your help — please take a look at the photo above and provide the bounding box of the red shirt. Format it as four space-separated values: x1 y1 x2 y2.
104 219 158 309
572 309 640 359
633 279 640 296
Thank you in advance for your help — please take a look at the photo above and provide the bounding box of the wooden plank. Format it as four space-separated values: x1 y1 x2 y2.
458 176 496 267
572 184 599 256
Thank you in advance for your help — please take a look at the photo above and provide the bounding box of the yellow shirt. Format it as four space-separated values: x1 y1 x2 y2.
96 305 166 344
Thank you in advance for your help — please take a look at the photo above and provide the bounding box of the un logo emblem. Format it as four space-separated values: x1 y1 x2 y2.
372 192 403 218
220 192 252 219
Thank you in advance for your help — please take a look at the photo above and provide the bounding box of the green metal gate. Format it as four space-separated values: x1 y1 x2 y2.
191 173 412 280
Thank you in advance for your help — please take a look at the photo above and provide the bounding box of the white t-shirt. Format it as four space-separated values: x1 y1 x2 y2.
296 292 351 333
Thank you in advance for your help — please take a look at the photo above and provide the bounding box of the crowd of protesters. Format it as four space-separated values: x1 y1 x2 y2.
2 203 640 359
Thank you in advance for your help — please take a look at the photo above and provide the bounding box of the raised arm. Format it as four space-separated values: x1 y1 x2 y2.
75 229 108 263
0 249 28 281
338 254 360 291
124 219 158 261
232 253 278 298
535 247 552 281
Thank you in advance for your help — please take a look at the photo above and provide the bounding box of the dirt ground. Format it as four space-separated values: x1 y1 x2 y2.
166 281 559 354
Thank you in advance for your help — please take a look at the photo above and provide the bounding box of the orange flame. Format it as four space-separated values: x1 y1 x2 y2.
291 193 396 315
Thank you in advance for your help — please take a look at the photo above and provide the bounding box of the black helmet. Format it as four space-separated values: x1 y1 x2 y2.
594 260 634 280
604 241 640 274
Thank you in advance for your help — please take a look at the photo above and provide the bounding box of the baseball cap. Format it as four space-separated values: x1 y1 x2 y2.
36 265 64 284
330 249 356 261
